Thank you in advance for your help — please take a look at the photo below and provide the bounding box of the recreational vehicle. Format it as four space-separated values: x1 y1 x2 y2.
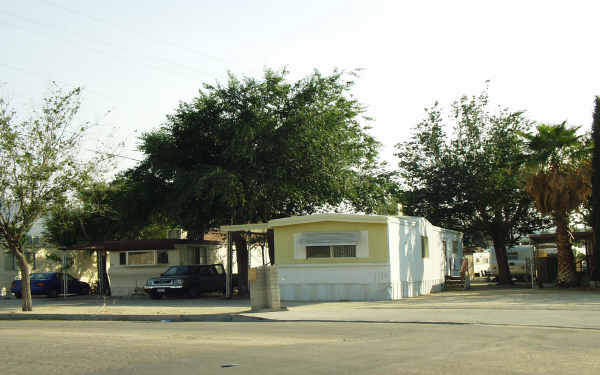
488 246 533 281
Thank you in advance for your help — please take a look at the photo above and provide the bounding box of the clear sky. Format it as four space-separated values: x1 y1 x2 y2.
1 0 599 173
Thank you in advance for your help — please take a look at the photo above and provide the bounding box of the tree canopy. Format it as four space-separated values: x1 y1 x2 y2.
44 180 171 247
131 69 392 234
395 87 547 283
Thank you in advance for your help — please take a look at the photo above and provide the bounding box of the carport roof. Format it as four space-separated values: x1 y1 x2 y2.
220 214 390 233
61 239 222 251
529 231 593 245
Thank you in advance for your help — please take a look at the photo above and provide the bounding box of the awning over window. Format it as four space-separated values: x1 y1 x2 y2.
298 232 360 246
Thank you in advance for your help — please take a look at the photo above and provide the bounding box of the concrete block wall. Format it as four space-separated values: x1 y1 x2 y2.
265 266 281 309
250 267 266 311
250 265 281 311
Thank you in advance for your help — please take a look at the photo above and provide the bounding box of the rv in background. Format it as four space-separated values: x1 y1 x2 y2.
473 250 491 276
487 245 533 281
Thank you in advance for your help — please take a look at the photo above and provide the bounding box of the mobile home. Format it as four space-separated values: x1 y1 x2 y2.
223 214 463 301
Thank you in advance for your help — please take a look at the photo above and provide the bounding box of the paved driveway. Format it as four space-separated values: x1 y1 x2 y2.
249 283 600 329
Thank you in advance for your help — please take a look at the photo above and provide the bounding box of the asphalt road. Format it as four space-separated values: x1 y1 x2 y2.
1 320 599 375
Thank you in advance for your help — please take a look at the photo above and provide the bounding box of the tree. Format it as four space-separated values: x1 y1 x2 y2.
130 69 391 294
45 180 171 245
521 123 592 286
0 85 95 311
395 88 547 284
592 97 600 282
44 180 173 296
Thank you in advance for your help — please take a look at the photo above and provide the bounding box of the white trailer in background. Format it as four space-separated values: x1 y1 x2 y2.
488 245 533 281
473 251 491 276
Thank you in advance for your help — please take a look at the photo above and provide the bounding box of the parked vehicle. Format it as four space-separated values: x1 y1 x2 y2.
473 251 491 276
143 264 236 299
488 246 533 281
10 272 91 298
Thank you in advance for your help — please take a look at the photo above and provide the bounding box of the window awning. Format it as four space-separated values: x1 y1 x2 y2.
298 232 360 246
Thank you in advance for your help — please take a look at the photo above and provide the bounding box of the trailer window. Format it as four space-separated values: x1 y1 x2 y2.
421 236 429 258
307 245 357 258
127 251 154 265
121 250 170 266
452 240 459 254
307 246 331 258
3 252 16 271
157 250 169 264
333 245 356 258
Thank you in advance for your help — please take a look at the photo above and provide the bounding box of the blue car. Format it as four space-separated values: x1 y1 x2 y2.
10 272 91 298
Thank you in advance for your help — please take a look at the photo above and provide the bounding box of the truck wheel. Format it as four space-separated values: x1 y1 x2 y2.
14 292 22 299
150 292 162 300
48 289 58 298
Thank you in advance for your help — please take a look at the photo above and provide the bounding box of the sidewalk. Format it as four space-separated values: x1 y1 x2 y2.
0 295 257 322
3 285 600 329
247 285 600 329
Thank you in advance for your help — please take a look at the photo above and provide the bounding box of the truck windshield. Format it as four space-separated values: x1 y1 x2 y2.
162 266 211 276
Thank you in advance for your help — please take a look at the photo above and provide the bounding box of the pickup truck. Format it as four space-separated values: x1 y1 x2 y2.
143 264 235 299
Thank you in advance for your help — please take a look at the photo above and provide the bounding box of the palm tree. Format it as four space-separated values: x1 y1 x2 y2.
521 123 592 286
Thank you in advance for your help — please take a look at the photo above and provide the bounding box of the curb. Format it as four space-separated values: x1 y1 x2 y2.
0 313 268 322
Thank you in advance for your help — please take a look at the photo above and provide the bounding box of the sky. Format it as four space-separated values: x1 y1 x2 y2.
1 0 599 173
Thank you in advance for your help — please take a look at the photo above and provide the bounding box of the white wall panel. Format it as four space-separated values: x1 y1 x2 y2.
278 263 390 301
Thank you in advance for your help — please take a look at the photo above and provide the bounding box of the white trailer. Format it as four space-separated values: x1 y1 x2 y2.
473 251 491 276
488 246 533 281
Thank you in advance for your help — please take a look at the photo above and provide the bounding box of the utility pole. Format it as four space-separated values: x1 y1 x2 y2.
592 97 600 283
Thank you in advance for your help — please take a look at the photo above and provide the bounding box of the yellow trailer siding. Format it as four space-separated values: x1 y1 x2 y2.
274 221 389 265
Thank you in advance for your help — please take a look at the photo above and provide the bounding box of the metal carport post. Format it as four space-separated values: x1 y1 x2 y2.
220 223 270 300
226 232 233 299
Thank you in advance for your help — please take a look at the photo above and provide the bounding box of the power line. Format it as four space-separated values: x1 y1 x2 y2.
86 149 142 162
0 13 221 80
36 0 232 66
0 62 116 103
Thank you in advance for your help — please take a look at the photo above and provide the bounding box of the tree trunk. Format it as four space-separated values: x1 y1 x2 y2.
491 233 512 285
232 232 249 296
267 229 275 265
96 250 111 296
555 213 578 287
15 251 32 311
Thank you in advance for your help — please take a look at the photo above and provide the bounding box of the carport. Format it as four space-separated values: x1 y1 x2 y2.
529 231 595 284
219 223 270 299
62 239 222 297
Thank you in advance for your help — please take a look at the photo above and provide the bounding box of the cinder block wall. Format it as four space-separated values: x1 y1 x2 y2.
249 265 280 311
265 266 280 309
